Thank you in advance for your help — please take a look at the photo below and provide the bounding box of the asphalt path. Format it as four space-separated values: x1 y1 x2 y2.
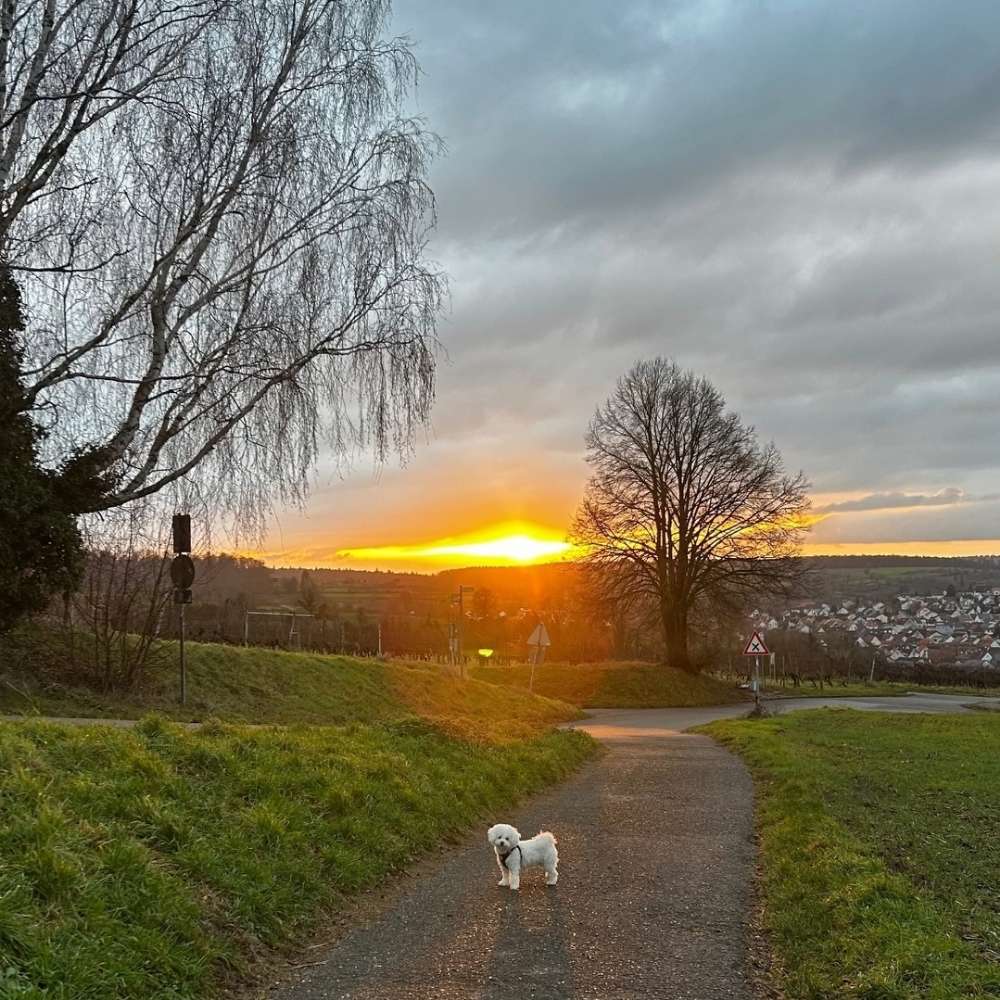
262 691 1000 1000
575 691 1000 740
2 689 995 733
267 725 755 999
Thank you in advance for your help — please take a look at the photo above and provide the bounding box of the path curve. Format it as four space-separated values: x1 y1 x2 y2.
6 695 991 997
574 690 1000 740
265 718 755 1000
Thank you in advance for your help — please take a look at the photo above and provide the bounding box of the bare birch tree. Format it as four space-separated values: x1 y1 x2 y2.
2 0 443 530
571 358 810 673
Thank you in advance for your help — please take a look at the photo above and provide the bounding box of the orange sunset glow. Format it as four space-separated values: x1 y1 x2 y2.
256 523 580 572
255 515 1000 573
342 526 577 565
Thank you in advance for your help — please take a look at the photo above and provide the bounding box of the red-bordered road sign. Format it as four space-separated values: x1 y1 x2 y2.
742 631 769 656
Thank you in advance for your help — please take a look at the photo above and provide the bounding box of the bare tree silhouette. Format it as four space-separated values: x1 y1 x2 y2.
572 358 810 672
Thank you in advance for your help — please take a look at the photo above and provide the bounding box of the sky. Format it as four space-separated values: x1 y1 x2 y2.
256 0 1000 572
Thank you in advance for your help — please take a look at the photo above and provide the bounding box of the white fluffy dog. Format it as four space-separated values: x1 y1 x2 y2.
486 823 558 891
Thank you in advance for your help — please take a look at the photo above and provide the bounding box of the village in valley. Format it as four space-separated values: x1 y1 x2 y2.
755 587 1000 671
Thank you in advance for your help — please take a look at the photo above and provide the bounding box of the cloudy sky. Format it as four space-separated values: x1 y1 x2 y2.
259 0 1000 570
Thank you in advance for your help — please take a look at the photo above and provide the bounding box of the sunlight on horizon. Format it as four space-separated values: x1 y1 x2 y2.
340 526 579 567
249 525 1000 572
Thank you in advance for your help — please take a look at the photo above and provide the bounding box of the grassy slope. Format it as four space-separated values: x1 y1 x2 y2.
0 637 580 740
0 716 596 1000
704 710 1000 999
470 660 747 708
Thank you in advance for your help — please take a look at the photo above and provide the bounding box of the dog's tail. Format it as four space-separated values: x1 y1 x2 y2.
537 830 557 845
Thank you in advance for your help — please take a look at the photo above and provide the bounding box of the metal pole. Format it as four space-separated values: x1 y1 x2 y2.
458 588 465 678
754 654 760 707
179 602 187 706
243 610 249 647
378 622 383 657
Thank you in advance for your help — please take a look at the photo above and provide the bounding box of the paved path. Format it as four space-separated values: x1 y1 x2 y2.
3 690 995 733
575 691 1000 740
0 714 190 728
268 719 755 1000
262 692 1000 1000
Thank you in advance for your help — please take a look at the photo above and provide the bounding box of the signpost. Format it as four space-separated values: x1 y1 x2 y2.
450 586 474 677
742 631 770 708
171 515 194 705
526 622 552 693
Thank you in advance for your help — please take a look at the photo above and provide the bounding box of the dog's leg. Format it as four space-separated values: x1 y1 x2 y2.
544 861 558 885
508 859 521 891
496 854 510 887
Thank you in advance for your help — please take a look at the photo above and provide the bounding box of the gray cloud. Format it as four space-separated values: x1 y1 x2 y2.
260 1 1000 559
817 488 969 514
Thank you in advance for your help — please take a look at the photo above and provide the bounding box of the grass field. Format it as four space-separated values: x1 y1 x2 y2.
470 660 748 708
704 710 1000 999
0 715 596 999
758 679 1000 700
0 636 581 741
759 681 910 699
725 674 994 704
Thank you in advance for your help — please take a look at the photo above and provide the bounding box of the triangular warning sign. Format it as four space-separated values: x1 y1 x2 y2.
527 623 551 647
743 631 769 656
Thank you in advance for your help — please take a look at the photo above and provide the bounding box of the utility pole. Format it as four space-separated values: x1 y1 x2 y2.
451 586 474 677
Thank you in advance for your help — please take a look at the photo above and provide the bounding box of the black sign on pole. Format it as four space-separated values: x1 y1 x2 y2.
172 513 192 554
170 554 196 589
170 519 193 706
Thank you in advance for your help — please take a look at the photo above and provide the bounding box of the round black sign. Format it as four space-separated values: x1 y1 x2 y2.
170 554 196 589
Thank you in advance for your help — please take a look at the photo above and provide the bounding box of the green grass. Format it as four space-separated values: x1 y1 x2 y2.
760 681 910 698
0 716 597 999
0 635 580 741
470 660 747 708
760 680 1000 700
703 710 1000 999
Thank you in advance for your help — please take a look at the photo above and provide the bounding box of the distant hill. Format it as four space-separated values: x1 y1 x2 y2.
268 555 1000 608
177 553 1000 657
796 555 1000 604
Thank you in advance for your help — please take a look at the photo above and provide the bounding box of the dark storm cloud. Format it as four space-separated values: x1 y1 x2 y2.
404 0 1000 243
264 1 1000 556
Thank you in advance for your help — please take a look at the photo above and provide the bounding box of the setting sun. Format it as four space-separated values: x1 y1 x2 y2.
336 525 579 569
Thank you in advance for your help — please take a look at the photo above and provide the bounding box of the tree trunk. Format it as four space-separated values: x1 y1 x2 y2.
612 610 629 660
662 603 695 673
